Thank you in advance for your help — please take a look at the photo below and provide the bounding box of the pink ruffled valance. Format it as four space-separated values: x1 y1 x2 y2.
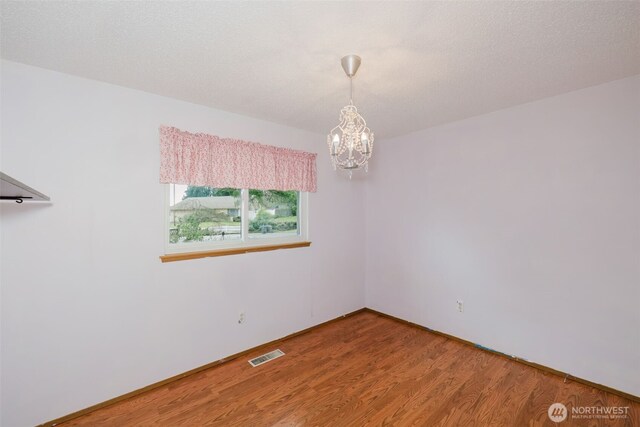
159 126 317 192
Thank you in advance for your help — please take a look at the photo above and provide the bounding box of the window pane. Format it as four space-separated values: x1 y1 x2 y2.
248 190 299 239
169 185 242 244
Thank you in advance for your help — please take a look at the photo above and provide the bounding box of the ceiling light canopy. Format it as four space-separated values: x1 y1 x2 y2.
327 55 374 177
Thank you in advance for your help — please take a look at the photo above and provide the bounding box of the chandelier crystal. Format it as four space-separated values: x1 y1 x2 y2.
327 55 374 177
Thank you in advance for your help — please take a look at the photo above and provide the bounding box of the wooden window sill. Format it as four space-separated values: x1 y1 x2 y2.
160 241 311 263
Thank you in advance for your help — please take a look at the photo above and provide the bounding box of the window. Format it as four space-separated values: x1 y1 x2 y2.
248 190 299 240
165 184 308 255
158 126 316 261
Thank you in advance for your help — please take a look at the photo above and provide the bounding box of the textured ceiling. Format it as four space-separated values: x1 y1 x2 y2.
1 1 639 139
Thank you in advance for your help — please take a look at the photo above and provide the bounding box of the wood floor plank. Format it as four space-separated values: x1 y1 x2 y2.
59 312 640 426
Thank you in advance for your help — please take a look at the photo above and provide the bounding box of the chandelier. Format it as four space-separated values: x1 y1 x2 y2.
327 55 374 177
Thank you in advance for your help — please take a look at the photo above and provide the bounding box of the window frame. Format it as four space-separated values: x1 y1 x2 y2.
163 185 309 256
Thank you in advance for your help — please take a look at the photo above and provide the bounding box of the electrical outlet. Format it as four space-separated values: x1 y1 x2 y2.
238 311 246 324
456 300 464 313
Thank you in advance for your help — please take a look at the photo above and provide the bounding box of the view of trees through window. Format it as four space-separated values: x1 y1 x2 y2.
248 189 298 239
168 185 299 244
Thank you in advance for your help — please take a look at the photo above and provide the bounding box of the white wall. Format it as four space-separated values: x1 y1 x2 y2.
366 75 640 397
0 60 366 427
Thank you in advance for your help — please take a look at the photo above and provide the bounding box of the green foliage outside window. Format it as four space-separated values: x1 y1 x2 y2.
183 186 297 216
173 186 298 240
170 209 238 243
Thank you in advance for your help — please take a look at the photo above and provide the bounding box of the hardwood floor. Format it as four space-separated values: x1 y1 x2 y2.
59 311 639 426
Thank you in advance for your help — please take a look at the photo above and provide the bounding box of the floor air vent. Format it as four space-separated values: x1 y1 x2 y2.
249 349 285 367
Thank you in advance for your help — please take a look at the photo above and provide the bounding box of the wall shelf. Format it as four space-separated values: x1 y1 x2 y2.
0 171 50 203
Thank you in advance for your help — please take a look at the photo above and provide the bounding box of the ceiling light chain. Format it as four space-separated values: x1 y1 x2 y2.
327 55 374 178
